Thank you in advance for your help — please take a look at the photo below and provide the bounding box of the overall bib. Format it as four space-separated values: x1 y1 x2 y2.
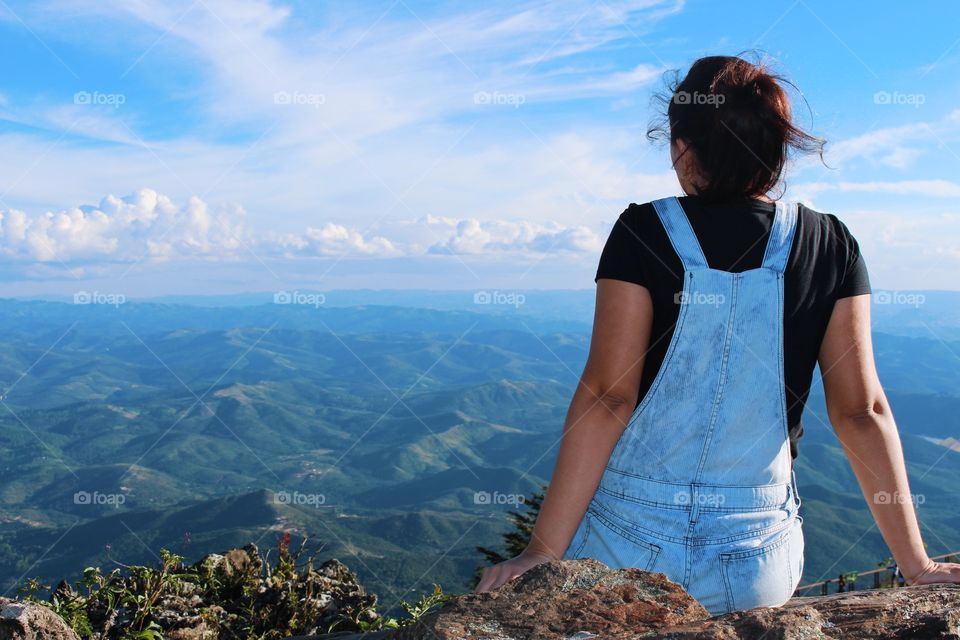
563 196 805 615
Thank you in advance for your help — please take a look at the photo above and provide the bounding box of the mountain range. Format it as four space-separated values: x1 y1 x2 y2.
0 291 958 605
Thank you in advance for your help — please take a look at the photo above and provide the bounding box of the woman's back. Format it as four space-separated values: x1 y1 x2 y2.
568 195 806 613
596 196 871 460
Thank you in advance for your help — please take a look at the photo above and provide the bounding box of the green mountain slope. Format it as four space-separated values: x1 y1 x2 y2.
1 296 959 602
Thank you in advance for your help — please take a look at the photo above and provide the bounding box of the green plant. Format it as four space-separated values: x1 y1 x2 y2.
122 620 164 640
843 570 859 589
328 583 451 633
17 535 409 640
117 549 186 634
50 589 94 638
399 583 451 622
15 577 48 601
17 577 96 637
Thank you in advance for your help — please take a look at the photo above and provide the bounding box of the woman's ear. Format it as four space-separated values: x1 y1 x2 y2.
670 138 702 195
669 138 686 169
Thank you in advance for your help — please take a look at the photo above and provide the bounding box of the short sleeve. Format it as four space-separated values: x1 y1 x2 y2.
594 207 649 288
831 216 871 299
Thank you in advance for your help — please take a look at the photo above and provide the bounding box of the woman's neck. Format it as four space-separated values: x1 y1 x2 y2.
683 193 775 204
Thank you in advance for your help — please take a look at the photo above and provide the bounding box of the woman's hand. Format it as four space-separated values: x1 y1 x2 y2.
474 549 558 593
905 559 960 585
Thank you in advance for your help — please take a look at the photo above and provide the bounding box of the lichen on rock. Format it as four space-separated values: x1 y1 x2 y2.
301 559 960 640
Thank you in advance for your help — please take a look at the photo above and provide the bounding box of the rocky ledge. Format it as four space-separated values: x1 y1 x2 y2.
302 559 960 640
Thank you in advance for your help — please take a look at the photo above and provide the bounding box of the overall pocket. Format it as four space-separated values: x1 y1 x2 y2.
719 519 798 612
578 508 662 571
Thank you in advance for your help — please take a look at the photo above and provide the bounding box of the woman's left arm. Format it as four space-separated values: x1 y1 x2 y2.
474 278 654 592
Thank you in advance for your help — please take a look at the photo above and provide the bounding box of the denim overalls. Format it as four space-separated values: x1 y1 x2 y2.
564 196 805 615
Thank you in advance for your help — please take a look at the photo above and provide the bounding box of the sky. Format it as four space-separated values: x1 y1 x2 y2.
0 0 958 297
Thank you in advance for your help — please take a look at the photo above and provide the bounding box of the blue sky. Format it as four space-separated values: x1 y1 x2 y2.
0 0 958 297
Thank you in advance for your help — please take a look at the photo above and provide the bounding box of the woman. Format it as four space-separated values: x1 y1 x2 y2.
474 55 960 615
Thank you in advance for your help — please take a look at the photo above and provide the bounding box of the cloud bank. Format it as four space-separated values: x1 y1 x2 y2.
0 189 609 270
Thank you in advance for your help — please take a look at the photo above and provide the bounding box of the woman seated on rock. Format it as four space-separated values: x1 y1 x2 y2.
475 53 960 615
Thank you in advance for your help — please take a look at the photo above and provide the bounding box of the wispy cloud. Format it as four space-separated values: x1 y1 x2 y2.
821 109 960 170
0 0 681 231
28 0 679 141
795 179 960 200
2 0 959 292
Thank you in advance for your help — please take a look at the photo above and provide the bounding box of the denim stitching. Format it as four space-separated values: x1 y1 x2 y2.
719 521 793 560
652 197 708 269
719 517 800 611
603 466 792 490
694 273 740 482
597 485 795 514
588 507 663 571
629 272 691 422
591 495 797 546
572 515 592 558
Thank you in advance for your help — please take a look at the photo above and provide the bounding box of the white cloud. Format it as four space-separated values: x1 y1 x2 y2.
371 203 618 257
821 109 960 170
426 217 604 255
793 179 960 200
0 189 610 272
839 206 960 289
285 224 401 257
0 189 247 263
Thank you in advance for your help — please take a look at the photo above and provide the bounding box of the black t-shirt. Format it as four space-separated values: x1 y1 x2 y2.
595 195 871 461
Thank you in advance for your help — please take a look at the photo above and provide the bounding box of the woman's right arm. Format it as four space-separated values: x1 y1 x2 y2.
818 294 960 584
474 278 654 592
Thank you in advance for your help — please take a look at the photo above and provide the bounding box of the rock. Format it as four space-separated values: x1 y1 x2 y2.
149 593 223 640
310 559 379 628
299 559 960 640
0 597 81 640
397 559 707 640
195 543 263 594
656 584 960 639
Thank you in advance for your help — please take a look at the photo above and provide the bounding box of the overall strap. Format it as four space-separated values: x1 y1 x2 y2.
761 200 799 273
651 196 708 270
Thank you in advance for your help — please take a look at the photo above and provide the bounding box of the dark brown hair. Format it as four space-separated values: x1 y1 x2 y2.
647 52 826 202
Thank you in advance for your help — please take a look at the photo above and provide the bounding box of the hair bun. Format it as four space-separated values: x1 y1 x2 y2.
646 54 825 202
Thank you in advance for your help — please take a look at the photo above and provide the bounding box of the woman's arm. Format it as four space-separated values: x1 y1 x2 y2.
474 278 654 592
818 294 960 584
